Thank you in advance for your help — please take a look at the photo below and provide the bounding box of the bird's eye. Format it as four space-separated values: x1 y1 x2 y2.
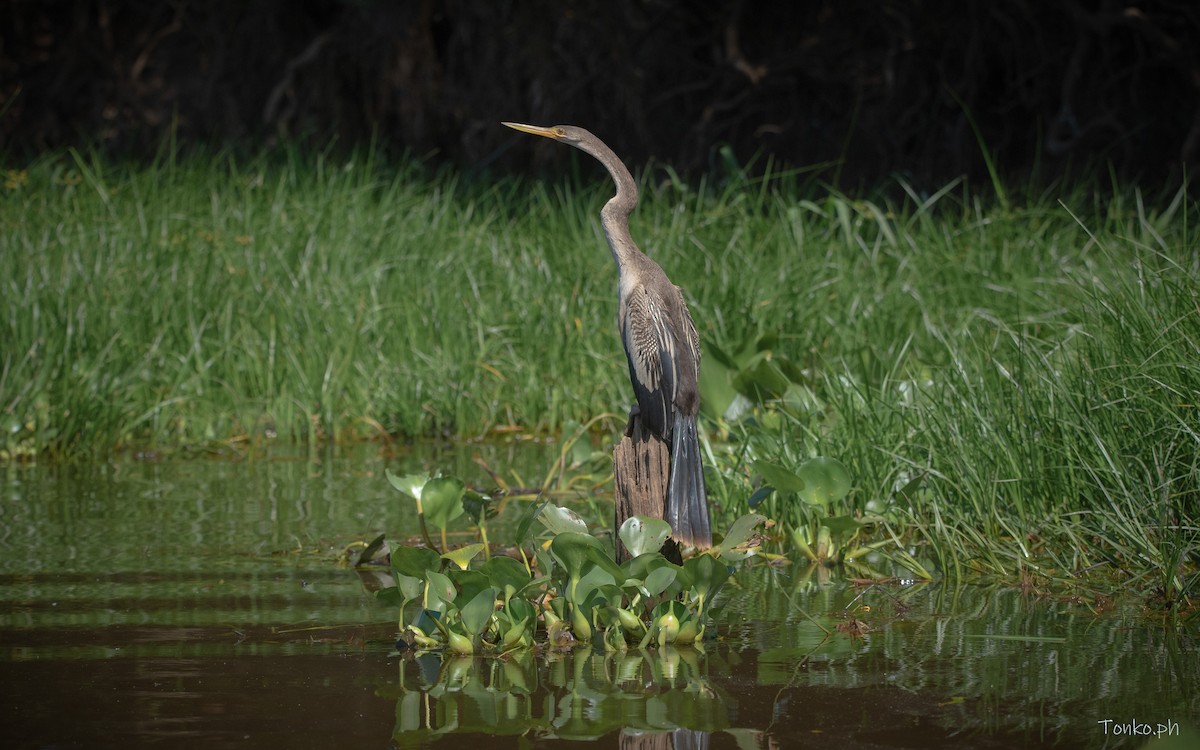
554 127 566 137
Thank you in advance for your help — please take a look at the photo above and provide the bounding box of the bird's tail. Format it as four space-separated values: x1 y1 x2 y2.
667 414 712 549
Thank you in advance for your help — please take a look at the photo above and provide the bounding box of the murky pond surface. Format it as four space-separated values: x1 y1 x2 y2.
1 445 1196 749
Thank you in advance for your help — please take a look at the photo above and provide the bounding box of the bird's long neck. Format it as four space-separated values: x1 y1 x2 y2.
592 147 645 273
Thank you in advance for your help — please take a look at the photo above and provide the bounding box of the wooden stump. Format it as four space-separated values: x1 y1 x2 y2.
613 414 681 564
619 728 708 750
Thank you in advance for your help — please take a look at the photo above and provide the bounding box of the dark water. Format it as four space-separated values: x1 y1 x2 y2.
1 445 1196 749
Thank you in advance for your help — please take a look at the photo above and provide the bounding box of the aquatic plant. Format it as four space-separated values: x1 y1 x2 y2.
377 471 767 654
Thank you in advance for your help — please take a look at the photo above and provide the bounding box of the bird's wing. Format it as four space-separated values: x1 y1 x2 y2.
669 284 702 415
675 285 701 366
622 285 677 438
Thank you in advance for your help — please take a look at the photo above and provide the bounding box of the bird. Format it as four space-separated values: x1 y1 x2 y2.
502 122 712 549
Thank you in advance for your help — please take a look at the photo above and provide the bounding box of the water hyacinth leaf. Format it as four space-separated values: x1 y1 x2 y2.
422 476 466 529
539 504 590 535
619 515 672 558
461 489 495 525
584 544 629 585
652 600 684 646
747 485 775 509
514 498 548 547
573 564 619 607
591 583 625 613
390 545 440 579
481 555 532 599
674 612 702 645
643 564 678 598
603 621 628 652
396 573 424 604
733 354 792 403
698 367 737 421
702 338 740 372
388 545 437 608
698 342 742 421
374 586 403 608
780 382 824 416
622 552 662 582
550 531 605 570
668 560 693 597
822 514 865 537
423 569 456 613
448 569 491 607
499 598 536 650
683 554 730 613
458 586 499 638
753 461 807 493
569 600 593 641
445 628 475 655
795 457 852 507
562 419 594 468
409 609 443 649
550 531 606 604
719 513 769 561
441 543 486 570
386 470 431 505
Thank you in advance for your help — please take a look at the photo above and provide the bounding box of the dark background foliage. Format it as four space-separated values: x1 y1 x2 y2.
3 0 1198 188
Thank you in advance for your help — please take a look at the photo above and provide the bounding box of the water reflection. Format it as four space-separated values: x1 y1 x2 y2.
385 647 731 745
0 447 1197 749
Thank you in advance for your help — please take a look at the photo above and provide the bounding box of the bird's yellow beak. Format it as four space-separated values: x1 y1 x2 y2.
502 122 562 140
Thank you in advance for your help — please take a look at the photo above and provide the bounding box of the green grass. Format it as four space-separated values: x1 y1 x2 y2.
2 147 629 452
2 147 1197 591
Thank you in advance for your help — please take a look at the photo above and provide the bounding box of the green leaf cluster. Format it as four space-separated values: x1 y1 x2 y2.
379 471 770 654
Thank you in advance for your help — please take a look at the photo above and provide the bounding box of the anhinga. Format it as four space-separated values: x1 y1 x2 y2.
502 122 712 549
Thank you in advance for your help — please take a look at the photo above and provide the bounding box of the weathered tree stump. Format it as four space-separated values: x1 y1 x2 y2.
613 413 682 564
619 727 708 750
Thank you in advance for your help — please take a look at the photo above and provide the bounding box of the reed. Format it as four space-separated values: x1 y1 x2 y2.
2 147 1196 589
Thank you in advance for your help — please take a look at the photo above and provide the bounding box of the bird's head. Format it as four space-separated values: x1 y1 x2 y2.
501 121 632 198
502 122 592 148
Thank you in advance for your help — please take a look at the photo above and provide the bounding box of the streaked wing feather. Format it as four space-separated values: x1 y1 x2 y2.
623 286 676 438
